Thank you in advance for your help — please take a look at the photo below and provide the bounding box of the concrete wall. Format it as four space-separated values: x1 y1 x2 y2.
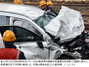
0 0 89 2
11 0 89 2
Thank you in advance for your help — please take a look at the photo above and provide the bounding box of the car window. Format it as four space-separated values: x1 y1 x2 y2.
13 19 43 38
47 13 55 20
0 16 10 25
13 26 43 42
0 26 44 42
35 13 55 31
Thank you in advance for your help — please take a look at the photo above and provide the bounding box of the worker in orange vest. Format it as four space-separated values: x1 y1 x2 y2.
0 30 26 59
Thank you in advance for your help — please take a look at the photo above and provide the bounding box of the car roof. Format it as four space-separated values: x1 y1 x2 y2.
0 3 44 20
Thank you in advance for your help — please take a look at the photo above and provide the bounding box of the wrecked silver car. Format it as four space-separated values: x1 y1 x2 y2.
0 3 89 59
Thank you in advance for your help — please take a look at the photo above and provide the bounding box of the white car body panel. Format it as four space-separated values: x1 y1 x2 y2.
0 33 4 49
15 42 49 59
0 3 44 20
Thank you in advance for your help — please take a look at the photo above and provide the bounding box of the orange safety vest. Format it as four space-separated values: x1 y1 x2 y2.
0 48 21 59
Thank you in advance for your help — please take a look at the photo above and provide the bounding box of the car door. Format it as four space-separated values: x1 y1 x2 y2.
0 17 50 59
0 25 49 59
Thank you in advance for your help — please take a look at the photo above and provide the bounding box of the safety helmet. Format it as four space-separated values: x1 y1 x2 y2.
47 1 53 6
14 0 21 4
40 0 46 7
3 30 16 42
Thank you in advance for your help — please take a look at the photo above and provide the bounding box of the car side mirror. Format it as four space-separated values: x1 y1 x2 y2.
37 41 44 50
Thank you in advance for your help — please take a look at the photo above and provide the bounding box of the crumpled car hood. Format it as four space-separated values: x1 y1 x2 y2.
45 6 85 42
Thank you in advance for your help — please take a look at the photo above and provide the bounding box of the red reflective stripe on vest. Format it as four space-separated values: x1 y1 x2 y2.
0 48 20 59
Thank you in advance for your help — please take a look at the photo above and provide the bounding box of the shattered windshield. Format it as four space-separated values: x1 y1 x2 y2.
35 12 55 31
